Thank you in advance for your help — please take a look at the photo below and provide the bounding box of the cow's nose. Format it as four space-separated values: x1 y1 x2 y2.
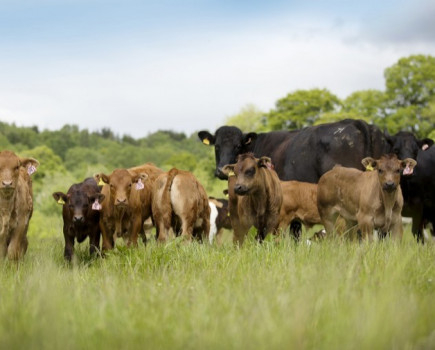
384 181 396 192
73 215 84 223
2 180 12 187
116 198 127 204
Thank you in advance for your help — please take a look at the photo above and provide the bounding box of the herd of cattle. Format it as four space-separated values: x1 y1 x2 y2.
1 119 434 261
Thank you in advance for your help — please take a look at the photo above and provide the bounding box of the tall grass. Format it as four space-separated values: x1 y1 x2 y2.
1 226 434 350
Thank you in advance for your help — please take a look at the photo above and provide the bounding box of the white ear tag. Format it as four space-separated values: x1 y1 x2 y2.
28 165 37 175
135 178 144 190
92 199 102 211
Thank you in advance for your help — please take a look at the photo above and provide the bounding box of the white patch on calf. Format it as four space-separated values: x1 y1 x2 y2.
208 201 218 244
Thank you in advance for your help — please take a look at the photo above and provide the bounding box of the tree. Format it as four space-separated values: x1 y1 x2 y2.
264 88 341 130
383 55 435 136
225 104 265 132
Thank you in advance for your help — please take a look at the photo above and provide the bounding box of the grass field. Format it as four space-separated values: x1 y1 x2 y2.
1 222 435 350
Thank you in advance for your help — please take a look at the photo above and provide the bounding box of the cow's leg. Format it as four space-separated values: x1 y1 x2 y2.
289 220 302 241
356 214 374 241
89 229 101 256
7 221 30 260
201 213 210 243
0 229 7 259
390 213 404 241
100 222 114 251
63 230 75 262
180 215 194 241
127 213 142 247
411 212 424 244
233 226 249 246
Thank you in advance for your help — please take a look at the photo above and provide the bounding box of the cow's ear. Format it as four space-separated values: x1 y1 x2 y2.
99 174 110 185
133 173 148 190
52 192 68 205
198 131 215 146
418 138 434 151
243 132 257 146
222 164 236 176
223 189 229 197
20 157 39 175
258 156 273 169
362 157 377 171
401 158 417 175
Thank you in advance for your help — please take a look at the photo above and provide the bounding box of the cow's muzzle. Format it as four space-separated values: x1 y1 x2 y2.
383 181 397 193
234 184 249 195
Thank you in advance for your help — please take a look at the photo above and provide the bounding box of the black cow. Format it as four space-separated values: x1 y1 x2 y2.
401 146 435 243
386 131 433 164
53 177 105 261
199 119 432 183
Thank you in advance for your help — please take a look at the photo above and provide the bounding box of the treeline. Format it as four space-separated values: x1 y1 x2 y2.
227 54 435 139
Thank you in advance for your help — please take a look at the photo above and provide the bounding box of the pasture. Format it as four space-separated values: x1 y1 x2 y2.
1 221 434 350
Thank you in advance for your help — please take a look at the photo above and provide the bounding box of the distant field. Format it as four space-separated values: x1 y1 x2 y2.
1 223 435 350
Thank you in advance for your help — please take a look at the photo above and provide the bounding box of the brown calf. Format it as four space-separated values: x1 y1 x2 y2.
96 163 163 250
0 150 39 260
279 181 321 240
317 154 416 240
222 153 283 245
152 168 210 242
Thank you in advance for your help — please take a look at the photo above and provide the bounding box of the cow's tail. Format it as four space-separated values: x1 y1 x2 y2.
161 168 179 229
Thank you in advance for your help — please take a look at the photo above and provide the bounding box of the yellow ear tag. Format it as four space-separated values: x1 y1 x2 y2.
202 138 210 145
57 198 65 205
98 178 105 186
366 164 374 171
228 170 235 177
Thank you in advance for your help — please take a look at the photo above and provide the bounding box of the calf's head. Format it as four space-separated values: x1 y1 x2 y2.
0 150 38 195
96 169 147 207
53 187 105 224
386 131 433 163
222 153 272 196
198 126 257 180
362 154 417 193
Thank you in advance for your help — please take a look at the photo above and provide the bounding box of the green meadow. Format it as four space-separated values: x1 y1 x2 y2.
1 223 434 350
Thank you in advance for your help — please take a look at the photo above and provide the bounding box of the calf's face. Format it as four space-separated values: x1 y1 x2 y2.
222 155 272 196
98 169 147 207
53 188 105 224
362 155 417 193
0 151 39 194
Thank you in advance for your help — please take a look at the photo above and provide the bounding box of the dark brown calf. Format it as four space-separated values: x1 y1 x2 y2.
152 168 210 242
317 154 416 240
53 177 105 261
222 153 283 245
0 150 39 260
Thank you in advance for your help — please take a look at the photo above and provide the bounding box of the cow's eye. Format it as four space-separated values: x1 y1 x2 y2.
129 183 132 187
378 169 384 174
245 167 256 177
14 166 19 171
396 169 401 174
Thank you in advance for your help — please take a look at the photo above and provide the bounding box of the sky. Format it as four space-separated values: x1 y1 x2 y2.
0 0 435 138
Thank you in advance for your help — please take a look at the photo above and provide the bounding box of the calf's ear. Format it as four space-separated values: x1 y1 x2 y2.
52 192 68 205
198 131 215 145
258 156 273 169
94 173 109 186
362 157 377 171
20 157 39 175
418 138 434 151
222 164 236 176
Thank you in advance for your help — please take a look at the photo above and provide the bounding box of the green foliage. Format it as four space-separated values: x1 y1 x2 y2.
265 88 341 130
225 104 266 132
383 54 435 136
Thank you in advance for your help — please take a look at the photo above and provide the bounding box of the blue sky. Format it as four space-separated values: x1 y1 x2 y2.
1 0 434 138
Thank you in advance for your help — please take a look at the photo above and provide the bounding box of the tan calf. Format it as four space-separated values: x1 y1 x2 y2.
279 181 321 240
152 168 210 242
0 150 39 260
223 153 283 245
96 163 163 250
317 154 416 240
